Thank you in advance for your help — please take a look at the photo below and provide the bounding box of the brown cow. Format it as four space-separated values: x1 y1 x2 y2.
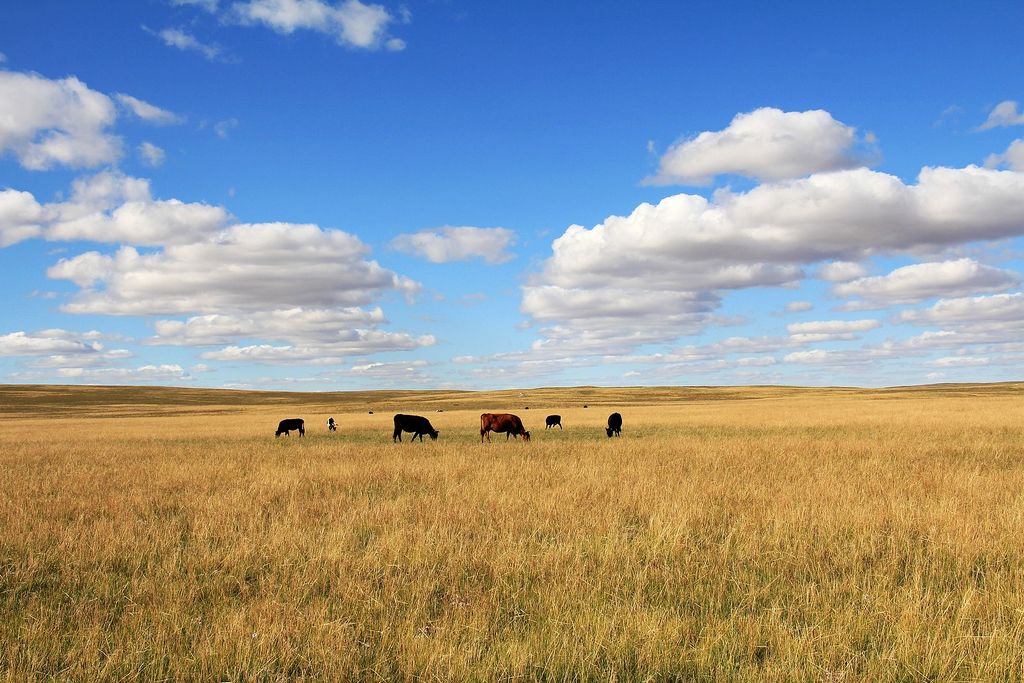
480 413 530 442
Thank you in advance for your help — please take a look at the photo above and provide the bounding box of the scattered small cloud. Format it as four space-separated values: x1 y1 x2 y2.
115 93 182 124
389 226 516 264
978 100 1024 130
147 26 231 62
214 118 239 138
138 142 167 167
784 301 814 313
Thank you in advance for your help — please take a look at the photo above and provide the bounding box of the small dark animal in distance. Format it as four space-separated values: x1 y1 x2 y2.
327 417 337 432
583 404 588 408
545 415 562 429
393 414 439 442
436 409 444 412
480 413 530 442
606 412 622 438
276 418 305 438
368 410 374 414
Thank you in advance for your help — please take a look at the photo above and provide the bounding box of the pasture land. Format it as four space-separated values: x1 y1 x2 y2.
2 382 1024 681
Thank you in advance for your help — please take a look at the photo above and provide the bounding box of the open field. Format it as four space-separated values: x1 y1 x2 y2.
2 382 1024 681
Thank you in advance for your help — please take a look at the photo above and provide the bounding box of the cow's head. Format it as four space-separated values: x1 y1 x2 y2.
522 430 531 441
606 427 614 438
430 430 439 440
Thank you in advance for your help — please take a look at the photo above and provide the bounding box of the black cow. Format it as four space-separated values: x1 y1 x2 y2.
545 415 562 429
393 414 439 442
276 418 305 437
327 417 337 432
606 412 622 438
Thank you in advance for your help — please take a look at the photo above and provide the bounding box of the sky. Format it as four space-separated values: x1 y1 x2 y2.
1 0 1023 390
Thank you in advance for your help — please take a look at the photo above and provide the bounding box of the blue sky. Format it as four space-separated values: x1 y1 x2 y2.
1 0 1023 389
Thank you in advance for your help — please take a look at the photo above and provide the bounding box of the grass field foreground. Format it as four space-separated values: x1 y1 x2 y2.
2 383 1024 680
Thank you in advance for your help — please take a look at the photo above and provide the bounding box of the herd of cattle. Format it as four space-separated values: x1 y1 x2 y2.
274 411 624 441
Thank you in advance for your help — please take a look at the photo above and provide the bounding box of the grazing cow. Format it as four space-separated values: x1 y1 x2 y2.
480 413 530 442
583 404 588 408
276 418 305 438
545 414 562 430
606 412 622 438
393 414 439 442
327 417 337 432
368 410 374 414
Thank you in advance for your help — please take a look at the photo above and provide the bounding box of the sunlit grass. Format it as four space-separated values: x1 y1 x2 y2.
2 383 1024 680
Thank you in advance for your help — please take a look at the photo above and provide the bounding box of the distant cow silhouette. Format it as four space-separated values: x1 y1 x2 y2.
276 418 305 438
606 412 622 438
393 414 439 442
545 415 562 429
480 413 530 442
327 417 337 432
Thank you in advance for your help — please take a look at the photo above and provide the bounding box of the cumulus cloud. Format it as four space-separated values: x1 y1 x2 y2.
646 108 869 185
389 226 516 264
978 100 1024 130
0 69 182 170
0 189 44 247
151 307 388 345
0 329 104 356
0 70 121 170
49 222 420 315
39 171 230 246
138 142 166 167
115 93 182 124
985 139 1024 171
786 319 881 343
522 164 1024 355
148 27 229 62
818 261 867 282
231 0 404 50
833 258 1019 305
898 292 1024 325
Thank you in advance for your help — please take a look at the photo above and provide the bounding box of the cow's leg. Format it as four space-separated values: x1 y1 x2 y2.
393 427 401 442
299 426 305 437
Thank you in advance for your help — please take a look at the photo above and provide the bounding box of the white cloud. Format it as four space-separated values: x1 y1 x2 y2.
782 348 888 366
818 261 867 282
784 300 813 313
985 139 1024 171
0 70 121 170
56 364 191 382
48 222 420 315
41 171 230 246
786 318 881 343
115 93 182 124
171 0 219 11
978 100 1024 130
523 164 1024 355
231 0 403 50
898 292 1024 325
646 108 868 185
138 142 166 167
927 356 991 367
199 331 435 363
834 258 1019 305
0 329 103 356
150 306 387 345
150 27 228 62
389 226 516 264
0 189 44 247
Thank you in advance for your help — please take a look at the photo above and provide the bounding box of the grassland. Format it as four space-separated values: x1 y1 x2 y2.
2 382 1024 681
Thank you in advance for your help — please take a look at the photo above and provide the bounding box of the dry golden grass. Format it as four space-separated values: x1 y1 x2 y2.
2 382 1024 681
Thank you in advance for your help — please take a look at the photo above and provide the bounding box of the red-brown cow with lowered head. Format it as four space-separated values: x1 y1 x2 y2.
480 413 530 442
